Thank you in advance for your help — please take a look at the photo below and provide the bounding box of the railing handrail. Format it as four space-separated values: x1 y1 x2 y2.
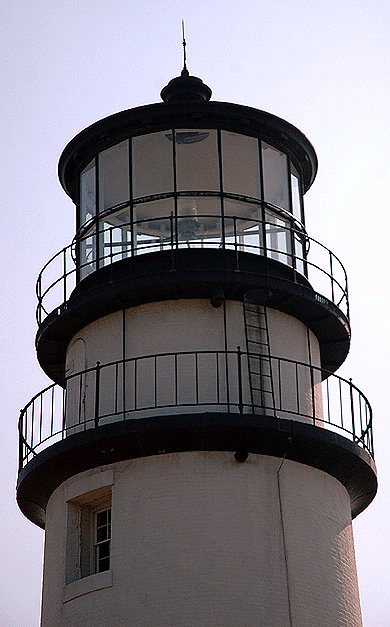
75 197 308 240
35 213 349 325
18 349 373 472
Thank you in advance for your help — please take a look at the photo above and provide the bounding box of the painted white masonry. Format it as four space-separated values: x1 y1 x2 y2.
41 452 362 627
65 299 323 427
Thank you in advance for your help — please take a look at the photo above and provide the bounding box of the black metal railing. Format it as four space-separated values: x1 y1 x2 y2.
36 213 349 324
18 350 373 471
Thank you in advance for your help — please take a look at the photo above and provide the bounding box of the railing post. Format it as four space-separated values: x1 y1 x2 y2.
309 363 316 425
169 212 175 271
63 247 67 305
349 378 356 441
237 346 243 414
329 250 335 304
18 410 24 472
36 274 42 325
234 217 239 268
345 275 350 319
95 361 101 429
170 211 174 249
62 385 67 438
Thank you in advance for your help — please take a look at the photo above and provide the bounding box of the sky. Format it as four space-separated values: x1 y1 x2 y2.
1 0 390 625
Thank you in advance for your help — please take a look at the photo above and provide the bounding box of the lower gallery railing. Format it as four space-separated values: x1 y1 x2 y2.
19 350 373 470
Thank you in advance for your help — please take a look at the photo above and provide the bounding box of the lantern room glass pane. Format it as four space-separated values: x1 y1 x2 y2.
177 196 221 247
221 131 260 198
294 232 306 275
98 141 129 213
80 160 96 226
176 129 219 191
290 163 302 222
99 207 131 265
79 224 97 280
223 199 263 254
262 142 290 211
133 198 174 254
265 207 293 265
132 132 174 198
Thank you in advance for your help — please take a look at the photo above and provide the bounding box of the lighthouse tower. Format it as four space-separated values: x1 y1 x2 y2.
17 66 376 627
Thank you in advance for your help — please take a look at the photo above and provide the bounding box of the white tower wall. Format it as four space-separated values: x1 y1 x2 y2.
41 452 362 627
65 300 323 428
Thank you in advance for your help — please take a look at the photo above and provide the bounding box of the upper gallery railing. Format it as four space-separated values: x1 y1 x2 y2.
19 350 373 471
36 213 349 324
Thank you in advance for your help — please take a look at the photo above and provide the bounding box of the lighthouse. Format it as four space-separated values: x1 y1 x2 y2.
17 64 377 626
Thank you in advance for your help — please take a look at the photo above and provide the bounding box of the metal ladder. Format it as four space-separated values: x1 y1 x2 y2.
243 300 275 414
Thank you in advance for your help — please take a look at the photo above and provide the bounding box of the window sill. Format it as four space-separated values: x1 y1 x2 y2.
63 570 113 603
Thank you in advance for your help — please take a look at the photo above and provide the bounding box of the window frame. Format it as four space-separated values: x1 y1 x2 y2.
66 486 112 584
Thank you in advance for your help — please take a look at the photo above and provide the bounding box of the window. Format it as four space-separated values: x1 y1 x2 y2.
290 163 303 222
175 129 219 191
95 508 111 573
262 142 290 211
132 131 174 198
80 159 96 226
76 130 305 271
66 487 112 584
221 130 261 198
98 141 129 212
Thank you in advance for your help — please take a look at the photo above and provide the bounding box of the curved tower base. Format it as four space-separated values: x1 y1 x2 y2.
41 452 362 627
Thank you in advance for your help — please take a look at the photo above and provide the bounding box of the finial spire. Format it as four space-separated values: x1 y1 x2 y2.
160 23 212 103
181 20 189 76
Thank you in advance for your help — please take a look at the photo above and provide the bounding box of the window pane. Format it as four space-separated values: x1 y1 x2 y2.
223 198 260 220
176 129 219 191
265 207 293 265
294 233 305 275
97 544 110 572
133 198 174 254
290 163 302 222
95 507 111 573
98 141 129 213
223 199 263 253
177 196 221 247
222 131 260 198
262 142 290 211
132 132 174 198
80 160 96 225
97 526 108 542
97 510 108 526
99 207 131 264
79 225 96 279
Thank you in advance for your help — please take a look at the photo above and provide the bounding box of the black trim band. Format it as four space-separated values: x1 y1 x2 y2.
36 249 350 382
17 412 377 529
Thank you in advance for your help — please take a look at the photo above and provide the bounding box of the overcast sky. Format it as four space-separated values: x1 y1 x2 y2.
1 1 390 625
